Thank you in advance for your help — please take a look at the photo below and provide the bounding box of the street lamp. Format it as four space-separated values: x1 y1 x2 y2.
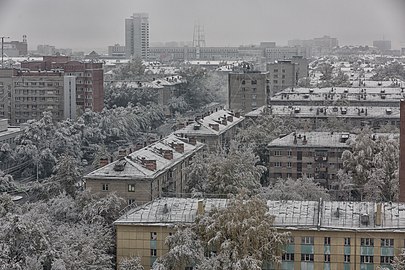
1 36 10 69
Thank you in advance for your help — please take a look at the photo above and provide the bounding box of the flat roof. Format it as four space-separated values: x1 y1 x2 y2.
115 197 405 231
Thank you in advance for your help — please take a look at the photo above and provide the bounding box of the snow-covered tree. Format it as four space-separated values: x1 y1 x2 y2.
0 170 17 193
194 196 289 269
392 250 405 270
261 176 330 201
120 256 145 270
153 226 204 270
186 143 264 196
341 130 399 201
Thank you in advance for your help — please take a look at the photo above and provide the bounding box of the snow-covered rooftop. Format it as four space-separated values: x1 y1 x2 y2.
268 132 354 148
269 105 400 119
85 133 204 180
271 87 404 103
115 198 405 231
174 109 244 137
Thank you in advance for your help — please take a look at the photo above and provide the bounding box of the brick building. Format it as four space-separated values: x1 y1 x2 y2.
20 56 104 114
267 132 352 185
228 70 270 113
174 109 244 151
84 133 205 205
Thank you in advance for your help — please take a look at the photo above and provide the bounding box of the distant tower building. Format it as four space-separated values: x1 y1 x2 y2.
63 76 77 120
373 40 391 52
193 22 206 60
125 13 149 60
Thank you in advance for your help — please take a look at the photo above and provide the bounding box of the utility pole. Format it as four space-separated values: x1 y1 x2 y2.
1 36 10 69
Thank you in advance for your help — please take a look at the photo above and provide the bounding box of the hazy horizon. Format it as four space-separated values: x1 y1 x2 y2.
1 0 404 52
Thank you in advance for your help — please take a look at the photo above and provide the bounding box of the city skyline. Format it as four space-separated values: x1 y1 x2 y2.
0 0 404 52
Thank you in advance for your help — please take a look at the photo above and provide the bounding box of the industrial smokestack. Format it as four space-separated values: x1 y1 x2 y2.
400 100 405 202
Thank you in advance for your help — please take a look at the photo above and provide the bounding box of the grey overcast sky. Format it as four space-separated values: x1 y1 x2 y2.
0 0 404 52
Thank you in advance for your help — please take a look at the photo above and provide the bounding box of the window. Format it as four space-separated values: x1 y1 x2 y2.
128 199 135 205
287 162 292 168
287 236 295 244
301 254 314 262
242 80 246 85
282 253 294 261
252 94 257 100
381 239 394 247
251 80 257 85
275 162 281 167
344 238 351 246
302 236 314 245
151 232 157 240
324 237 331 245
273 80 278 84
287 150 292 157
273 69 278 73
344 255 350 263
102 184 109 191
361 238 374 246
150 249 157 256
128 184 136 192
380 256 393 264
360 255 373 263
324 254 330 262
274 150 281 156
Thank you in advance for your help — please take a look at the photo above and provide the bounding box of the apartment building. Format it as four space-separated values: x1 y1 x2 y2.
267 60 297 95
84 133 205 205
0 119 21 172
270 87 404 107
267 132 353 185
115 197 405 270
108 44 126 57
228 70 270 113
174 109 244 151
125 13 150 59
264 46 306 63
21 56 104 114
0 69 69 124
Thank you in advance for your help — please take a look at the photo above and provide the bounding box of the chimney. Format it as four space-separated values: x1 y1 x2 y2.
197 200 205 215
144 160 157 171
227 115 233 122
375 203 382 226
163 149 173 160
235 112 241 118
209 123 219 131
99 158 109 168
221 118 227 125
400 100 405 202
188 137 197 145
118 149 127 159
173 143 184 153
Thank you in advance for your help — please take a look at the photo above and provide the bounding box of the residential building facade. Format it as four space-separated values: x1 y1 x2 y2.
21 56 104 114
125 13 150 59
0 69 66 124
174 109 244 151
267 132 353 185
84 134 205 205
228 70 270 113
115 197 405 270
